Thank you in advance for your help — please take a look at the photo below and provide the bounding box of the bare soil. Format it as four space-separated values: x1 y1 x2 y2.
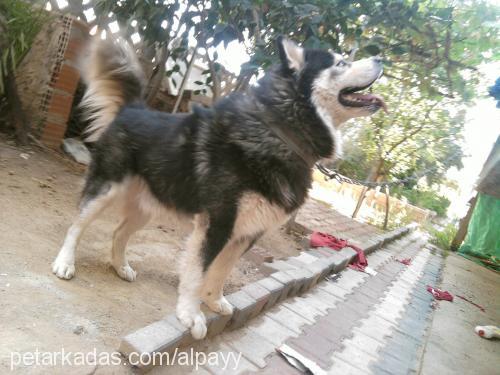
0 135 304 374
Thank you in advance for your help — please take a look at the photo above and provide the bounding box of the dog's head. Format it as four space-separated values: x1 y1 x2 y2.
277 37 386 128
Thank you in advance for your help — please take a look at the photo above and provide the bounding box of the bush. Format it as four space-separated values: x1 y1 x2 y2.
425 222 458 251
393 187 451 217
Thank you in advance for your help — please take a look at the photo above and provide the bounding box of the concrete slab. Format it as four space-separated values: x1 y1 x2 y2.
265 304 312 334
222 328 276 369
419 254 500 375
248 315 298 346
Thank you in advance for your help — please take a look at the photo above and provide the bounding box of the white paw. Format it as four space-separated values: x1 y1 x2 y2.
114 264 137 282
204 296 234 315
176 306 207 340
52 258 75 280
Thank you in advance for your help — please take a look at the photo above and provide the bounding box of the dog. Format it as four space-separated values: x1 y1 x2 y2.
52 36 385 339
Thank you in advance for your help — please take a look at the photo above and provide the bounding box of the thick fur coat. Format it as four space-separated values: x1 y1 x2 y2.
52 36 385 339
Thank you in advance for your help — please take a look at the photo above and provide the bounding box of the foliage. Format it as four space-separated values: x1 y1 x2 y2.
337 77 465 212
92 0 499 102
425 221 458 251
366 201 413 231
392 186 451 217
252 0 498 102
0 0 47 94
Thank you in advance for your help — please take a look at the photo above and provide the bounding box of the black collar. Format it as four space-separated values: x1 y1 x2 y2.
266 122 317 167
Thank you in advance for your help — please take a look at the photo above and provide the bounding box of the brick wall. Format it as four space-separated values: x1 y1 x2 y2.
16 14 89 149
40 17 89 148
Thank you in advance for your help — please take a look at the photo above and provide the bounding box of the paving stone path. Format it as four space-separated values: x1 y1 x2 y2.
152 232 444 374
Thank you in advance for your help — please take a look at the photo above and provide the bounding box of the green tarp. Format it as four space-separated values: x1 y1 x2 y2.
459 192 500 270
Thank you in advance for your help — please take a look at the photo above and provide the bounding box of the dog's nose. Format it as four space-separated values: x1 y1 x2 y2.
373 56 383 64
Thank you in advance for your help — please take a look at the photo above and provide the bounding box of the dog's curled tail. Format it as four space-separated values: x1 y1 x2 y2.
80 37 146 142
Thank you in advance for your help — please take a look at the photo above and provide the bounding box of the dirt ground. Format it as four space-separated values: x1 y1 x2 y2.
0 135 304 374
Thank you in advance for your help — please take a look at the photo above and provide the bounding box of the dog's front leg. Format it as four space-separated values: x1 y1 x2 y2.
200 238 242 316
176 214 208 340
200 232 261 315
177 208 236 340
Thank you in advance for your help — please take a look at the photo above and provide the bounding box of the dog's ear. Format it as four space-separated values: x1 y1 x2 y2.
277 36 304 72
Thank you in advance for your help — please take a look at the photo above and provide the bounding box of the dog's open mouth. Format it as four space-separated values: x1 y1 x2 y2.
339 81 387 112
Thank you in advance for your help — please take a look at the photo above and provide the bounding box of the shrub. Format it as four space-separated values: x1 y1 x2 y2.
425 222 458 251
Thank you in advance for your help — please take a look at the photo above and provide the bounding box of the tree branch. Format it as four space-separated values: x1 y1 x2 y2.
384 102 439 156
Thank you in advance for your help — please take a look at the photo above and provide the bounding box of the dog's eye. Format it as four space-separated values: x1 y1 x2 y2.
336 60 347 67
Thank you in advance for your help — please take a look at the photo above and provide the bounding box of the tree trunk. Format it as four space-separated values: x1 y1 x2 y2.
383 184 390 230
0 16 29 145
451 194 477 251
234 70 254 92
172 46 198 113
146 44 169 105
352 159 384 218
5 71 29 145
352 186 369 219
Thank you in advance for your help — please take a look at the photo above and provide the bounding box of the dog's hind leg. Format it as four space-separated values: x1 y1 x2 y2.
52 183 117 280
111 202 150 282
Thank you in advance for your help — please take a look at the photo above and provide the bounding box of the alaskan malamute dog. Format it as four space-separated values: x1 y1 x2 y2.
52 36 385 339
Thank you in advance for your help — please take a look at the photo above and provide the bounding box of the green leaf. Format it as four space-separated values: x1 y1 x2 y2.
363 44 380 55
19 32 26 51
391 45 407 55
10 46 16 70
2 50 8 74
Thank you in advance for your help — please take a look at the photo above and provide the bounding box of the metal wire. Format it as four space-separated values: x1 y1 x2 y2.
316 150 462 188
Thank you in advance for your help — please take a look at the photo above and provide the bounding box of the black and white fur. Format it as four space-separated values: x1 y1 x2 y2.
52 36 384 339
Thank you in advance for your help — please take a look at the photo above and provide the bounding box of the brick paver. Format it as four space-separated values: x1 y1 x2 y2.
153 230 443 374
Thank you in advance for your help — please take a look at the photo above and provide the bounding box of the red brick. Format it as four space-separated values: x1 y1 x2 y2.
45 112 68 126
64 48 80 62
41 131 64 145
54 64 80 92
47 105 70 118
69 20 91 41
41 121 66 147
41 134 63 148
64 39 84 61
43 121 66 133
54 78 79 93
48 93 74 118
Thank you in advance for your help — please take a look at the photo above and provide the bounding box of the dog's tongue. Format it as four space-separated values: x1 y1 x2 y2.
349 93 388 113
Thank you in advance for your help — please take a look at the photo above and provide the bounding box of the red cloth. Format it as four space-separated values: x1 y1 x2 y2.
427 285 453 301
397 258 411 266
310 232 368 272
